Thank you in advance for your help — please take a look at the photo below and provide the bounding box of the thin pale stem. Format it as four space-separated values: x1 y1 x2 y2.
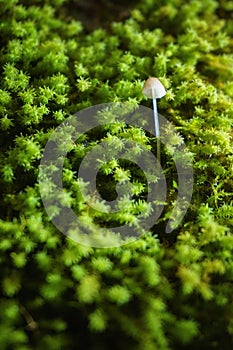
152 96 160 137
152 90 161 163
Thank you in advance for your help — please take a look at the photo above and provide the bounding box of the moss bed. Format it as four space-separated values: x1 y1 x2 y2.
0 0 233 349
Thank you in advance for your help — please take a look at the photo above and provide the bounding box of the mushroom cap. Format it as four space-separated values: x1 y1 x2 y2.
142 77 166 99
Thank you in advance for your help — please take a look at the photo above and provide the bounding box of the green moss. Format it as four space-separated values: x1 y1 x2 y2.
0 0 233 349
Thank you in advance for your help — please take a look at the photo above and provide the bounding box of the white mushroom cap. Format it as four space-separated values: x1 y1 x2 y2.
142 77 166 99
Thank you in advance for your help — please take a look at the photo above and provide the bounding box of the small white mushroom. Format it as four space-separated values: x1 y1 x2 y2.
142 77 166 162
142 77 166 99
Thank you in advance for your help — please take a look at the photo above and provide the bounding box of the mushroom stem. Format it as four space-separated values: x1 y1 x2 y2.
152 89 160 137
152 89 161 162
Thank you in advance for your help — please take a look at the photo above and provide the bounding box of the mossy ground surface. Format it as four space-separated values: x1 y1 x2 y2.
0 0 233 349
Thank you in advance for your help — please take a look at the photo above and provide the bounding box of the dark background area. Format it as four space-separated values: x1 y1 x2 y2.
60 0 140 31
